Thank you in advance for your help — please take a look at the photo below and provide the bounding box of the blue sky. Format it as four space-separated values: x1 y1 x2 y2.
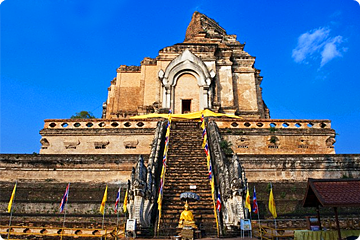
1 0 360 154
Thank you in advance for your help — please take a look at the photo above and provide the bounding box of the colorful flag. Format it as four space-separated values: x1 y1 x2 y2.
253 186 258 214
208 163 212 180
8 182 17 213
204 143 209 156
210 177 215 194
245 186 251 211
201 115 205 129
202 127 206 137
99 185 108 215
216 191 222 211
59 183 70 213
202 134 207 148
162 153 167 166
114 187 121 213
269 186 277 218
123 189 128 213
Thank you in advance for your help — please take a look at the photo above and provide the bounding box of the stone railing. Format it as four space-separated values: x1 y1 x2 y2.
213 119 332 129
43 118 159 130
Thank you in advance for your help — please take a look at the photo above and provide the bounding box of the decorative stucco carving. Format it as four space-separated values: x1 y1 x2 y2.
94 141 109 149
326 136 336 148
40 138 50 149
123 138 139 149
64 140 80 149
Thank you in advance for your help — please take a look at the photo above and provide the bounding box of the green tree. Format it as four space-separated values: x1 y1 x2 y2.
70 111 95 119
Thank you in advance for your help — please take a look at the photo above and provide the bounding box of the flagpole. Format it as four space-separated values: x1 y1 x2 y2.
101 200 106 240
116 187 121 240
63 184 71 228
257 208 262 240
7 181 17 240
249 183 252 238
116 189 120 225
102 202 106 230
7 202 14 240
253 186 262 240
61 183 70 240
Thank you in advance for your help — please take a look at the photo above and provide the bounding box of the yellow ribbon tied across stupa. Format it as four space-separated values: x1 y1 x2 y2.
130 109 242 120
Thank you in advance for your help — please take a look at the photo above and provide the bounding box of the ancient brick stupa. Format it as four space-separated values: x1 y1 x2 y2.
40 11 335 156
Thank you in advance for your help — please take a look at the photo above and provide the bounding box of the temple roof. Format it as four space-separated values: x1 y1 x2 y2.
303 178 360 208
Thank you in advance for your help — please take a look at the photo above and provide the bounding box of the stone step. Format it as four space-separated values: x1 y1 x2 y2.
162 186 212 192
161 205 215 212
165 178 210 183
163 184 211 188
165 173 210 177
165 168 208 173
159 122 216 237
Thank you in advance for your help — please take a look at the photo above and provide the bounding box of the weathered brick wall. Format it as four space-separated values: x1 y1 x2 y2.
0 154 149 183
0 154 148 227
239 154 360 182
1 153 359 227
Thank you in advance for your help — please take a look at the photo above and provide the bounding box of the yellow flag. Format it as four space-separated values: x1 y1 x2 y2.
201 120 205 130
210 178 215 194
269 187 277 218
99 185 108 215
123 190 128 213
202 134 207 148
8 182 17 213
245 187 251 210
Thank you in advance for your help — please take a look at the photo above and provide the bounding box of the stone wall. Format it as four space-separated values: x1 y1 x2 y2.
40 119 158 154
215 118 336 154
239 154 360 182
0 154 149 184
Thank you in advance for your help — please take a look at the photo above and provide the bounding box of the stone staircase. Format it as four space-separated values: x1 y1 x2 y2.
158 120 217 237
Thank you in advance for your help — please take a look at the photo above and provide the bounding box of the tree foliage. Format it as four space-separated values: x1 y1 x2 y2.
220 139 233 155
70 111 95 119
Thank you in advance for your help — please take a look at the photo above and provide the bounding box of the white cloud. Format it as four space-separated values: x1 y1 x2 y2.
0 0 5 5
292 27 329 63
320 36 343 67
292 27 345 67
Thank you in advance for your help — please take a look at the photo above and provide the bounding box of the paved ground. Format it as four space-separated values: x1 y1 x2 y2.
135 238 258 240
200 237 257 240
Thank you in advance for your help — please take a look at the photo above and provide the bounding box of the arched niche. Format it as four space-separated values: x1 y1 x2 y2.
158 49 215 113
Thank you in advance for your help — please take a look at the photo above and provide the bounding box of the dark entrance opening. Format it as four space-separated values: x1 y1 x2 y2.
182 100 191 114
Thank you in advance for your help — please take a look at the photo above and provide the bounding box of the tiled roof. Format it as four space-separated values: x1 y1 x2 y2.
303 178 360 207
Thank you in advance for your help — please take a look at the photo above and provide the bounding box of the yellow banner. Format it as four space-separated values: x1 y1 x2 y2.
245 187 251 210
99 185 108 215
269 187 277 218
123 190 128 213
8 182 17 213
